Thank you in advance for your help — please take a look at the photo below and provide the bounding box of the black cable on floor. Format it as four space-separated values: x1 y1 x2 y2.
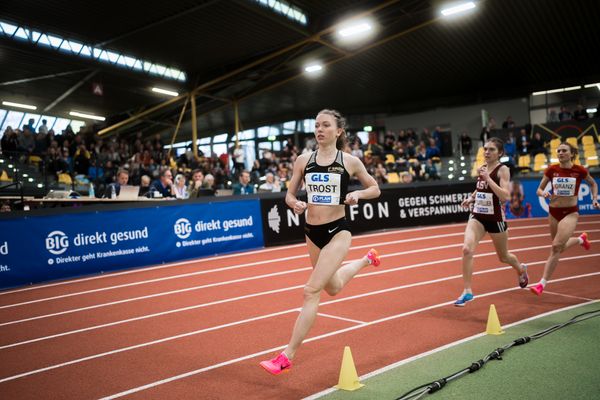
395 308 600 400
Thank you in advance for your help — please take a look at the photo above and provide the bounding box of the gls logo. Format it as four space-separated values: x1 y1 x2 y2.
46 231 69 255
174 218 192 239
310 174 329 182
555 178 571 183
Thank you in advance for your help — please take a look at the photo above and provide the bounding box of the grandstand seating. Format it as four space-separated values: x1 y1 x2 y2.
387 172 400 183
517 154 531 172
533 153 548 172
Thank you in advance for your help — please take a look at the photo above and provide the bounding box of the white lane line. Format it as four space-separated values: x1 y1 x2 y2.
0 236 600 327
97 272 600 400
543 291 594 301
1 257 598 382
0 234 578 326
3 226 583 310
317 313 366 325
304 299 600 400
0 218 569 297
0 222 463 297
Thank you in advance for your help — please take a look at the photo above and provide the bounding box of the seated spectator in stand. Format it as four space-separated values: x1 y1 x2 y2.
232 170 255 195
517 128 530 155
530 132 547 156
17 127 35 157
1 127 18 154
424 159 441 180
374 162 388 184
426 138 440 159
504 132 517 163
104 169 129 198
459 132 472 156
415 141 428 162
400 171 413 184
547 109 559 123
350 140 363 159
150 168 174 198
432 126 442 149
172 174 189 199
573 104 588 121
0 200 11 213
187 169 205 198
138 175 151 197
73 144 91 175
202 173 216 193
502 116 516 129
383 133 396 155
558 105 572 121
258 172 282 192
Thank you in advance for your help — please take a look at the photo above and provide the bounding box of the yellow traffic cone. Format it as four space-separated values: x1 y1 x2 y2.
334 346 364 391
486 304 504 335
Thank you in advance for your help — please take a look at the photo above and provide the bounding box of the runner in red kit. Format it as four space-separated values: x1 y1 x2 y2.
530 142 599 295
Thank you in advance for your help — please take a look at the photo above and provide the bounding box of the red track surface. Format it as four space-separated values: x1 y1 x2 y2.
1 216 599 399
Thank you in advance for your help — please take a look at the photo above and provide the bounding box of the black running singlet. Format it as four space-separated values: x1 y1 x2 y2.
303 150 350 205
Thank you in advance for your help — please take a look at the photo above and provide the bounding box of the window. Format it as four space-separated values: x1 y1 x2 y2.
212 143 227 157
283 120 296 131
199 145 211 156
52 118 71 133
238 129 255 140
213 133 228 143
69 120 86 133
1 111 24 132
302 119 316 133
257 126 271 138
198 137 211 145
252 0 308 25
0 19 186 82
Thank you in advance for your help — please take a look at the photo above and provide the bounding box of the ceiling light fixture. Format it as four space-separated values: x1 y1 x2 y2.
304 63 323 73
152 87 179 97
338 21 372 38
441 2 477 17
69 111 105 121
2 101 37 110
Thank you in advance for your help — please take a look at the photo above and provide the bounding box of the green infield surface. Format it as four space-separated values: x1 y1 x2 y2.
312 301 600 400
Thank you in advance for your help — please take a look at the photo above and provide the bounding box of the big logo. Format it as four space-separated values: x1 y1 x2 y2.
45 231 69 255
173 218 192 239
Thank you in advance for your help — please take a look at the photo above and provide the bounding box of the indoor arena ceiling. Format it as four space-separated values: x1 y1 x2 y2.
1 0 599 140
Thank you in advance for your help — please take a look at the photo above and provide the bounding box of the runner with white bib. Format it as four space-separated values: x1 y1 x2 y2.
260 109 381 375
454 137 529 306
530 141 599 296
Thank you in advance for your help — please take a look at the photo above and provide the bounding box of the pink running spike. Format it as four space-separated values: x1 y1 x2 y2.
580 232 591 251
529 283 544 296
366 248 381 267
260 352 292 375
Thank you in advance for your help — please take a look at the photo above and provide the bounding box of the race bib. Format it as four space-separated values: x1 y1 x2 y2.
552 177 576 196
306 172 341 205
473 191 494 215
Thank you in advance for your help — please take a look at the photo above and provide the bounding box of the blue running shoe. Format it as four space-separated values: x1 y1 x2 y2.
454 292 474 307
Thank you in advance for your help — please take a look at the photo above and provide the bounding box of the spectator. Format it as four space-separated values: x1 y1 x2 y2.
0 200 11 213
424 159 441 180
558 105 572 121
232 170 255 195
187 169 205 198
149 168 174 198
38 119 49 135
459 132 472 156
374 162 388 184
172 174 189 199
517 129 530 155
203 173 216 191
104 169 129 198
138 175 151 197
258 172 282 192
573 104 588 121
232 143 245 177
504 132 517 162
426 138 440 159
530 132 547 156
502 116 516 129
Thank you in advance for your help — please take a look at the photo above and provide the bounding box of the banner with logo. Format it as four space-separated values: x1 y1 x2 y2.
260 182 474 246
505 178 600 219
0 200 263 289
